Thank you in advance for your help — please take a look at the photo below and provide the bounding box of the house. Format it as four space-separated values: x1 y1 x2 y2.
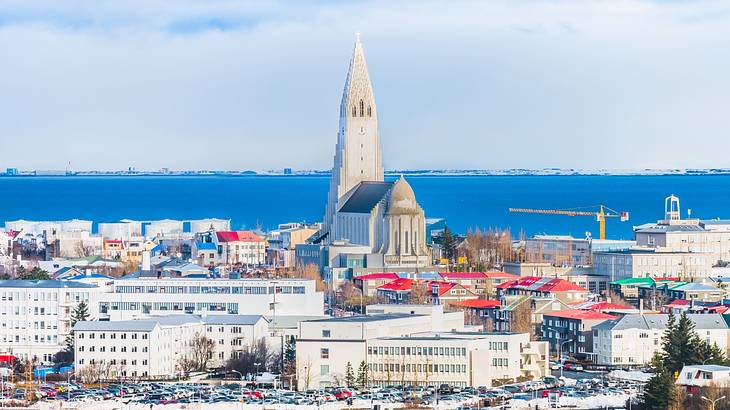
215 231 266 266
427 281 477 305
608 277 679 306
593 314 729 367
376 278 414 303
437 271 518 298
492 295 573 335
202 315 269 368
454 299 502 327
676 364 730 395
353 272 399 297
496 276 589 304
194 242 218 267
666 283 726 302
541 310 617 361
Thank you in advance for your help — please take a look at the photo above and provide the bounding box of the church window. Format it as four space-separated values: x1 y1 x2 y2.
352 105 357 117
405 231 409 254
368 106 372 117
360 100 365 117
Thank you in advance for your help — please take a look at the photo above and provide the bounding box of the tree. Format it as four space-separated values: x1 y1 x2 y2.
356 361 368 388
293 263 326 292
639 363 677 410
440 227 458 264
17 266 50 280
408 281 430 304
660 312 699 374
226 338 275 377
64 301 91 360
510 301 535 340
344 362 355 387
189 332 216 372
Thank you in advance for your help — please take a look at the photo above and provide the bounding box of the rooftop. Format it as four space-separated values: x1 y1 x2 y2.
201 315 267 326
338 181 393 213
0 280 98 289
305 313 423 323
496 276 588 293
543 309 617 321
595 313 729 331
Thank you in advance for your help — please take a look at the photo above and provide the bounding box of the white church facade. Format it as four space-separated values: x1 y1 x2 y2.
301 35 431 272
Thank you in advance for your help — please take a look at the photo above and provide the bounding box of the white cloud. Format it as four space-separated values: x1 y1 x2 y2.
1 0 729 171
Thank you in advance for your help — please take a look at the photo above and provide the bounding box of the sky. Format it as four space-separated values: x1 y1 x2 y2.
1 0 729 172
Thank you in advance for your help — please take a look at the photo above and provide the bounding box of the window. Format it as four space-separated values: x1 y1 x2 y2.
352 105 356 117
320 365 329 375
322 329 331 338
359 100 364 117
321 348 329 359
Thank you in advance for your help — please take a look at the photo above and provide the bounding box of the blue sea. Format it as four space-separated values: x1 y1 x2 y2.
1 175 729 239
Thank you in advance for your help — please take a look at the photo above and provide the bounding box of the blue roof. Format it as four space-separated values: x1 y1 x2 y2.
0 280 98 289
197 242 217 250
65 274 113 280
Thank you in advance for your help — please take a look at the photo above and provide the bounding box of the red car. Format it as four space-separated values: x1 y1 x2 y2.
333 389 354 400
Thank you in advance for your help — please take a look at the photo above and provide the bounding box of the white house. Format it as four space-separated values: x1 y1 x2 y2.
202 315 269 367
593 314 729 366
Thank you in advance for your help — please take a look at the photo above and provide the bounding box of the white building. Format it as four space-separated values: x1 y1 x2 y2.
214 231 266 266
593 249 715 281
74 315 204 380
203 315 269 367
0 280 107 362
97 277 324 320
318 35 430 269
593 314 729 366
676 364 730 389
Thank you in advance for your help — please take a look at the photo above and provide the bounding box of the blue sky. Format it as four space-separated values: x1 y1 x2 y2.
1 0 729 171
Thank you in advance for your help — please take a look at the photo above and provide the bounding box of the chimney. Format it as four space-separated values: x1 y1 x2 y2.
142 250 151 271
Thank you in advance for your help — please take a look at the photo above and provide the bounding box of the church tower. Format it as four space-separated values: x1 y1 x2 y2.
322 34 384 242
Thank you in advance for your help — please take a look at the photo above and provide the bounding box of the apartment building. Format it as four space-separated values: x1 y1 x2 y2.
367 331 548 388
495 276 589 303
97 277 324 320
0 280 105 362
541 310 617 360
296 304 465 390
593 249 715 281
203 315 268 367
74 315 203 380
593 314 729 366
215 231 266 266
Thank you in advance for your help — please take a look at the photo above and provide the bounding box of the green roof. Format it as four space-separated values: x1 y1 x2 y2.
611 277 656 285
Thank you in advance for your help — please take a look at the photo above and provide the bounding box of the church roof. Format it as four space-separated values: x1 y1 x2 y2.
387 176 419 215
338 181 393 213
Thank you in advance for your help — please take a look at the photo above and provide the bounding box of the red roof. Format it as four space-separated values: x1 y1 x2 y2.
354 272 399 281
456 299 502 309
664 299 691 307
544 309 617 321
483 271 520 279
496 276 588 293
377 278 413 292
706 306 730 314
216 231 263 243
438 272 487 280
573 301 634 312
428 281 457 296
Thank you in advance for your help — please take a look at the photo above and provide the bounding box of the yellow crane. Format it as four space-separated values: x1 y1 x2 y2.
508 205 629 240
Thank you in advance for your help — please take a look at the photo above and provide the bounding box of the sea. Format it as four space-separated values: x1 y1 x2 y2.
1 175 729 240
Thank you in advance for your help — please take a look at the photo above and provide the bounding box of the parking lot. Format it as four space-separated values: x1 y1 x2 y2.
3 375 644 409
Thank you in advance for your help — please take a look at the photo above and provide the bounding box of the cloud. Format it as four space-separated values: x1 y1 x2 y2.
1 0 729 171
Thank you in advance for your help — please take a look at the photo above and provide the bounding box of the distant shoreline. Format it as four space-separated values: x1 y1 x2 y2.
3 169 730 177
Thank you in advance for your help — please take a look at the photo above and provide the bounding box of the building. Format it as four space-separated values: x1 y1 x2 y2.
267 224 319 268
608 277 679 306
97 277 324 320
0 280 106 362
496 276 589 304
664 282 726 302
541 310 617 360
593 249 714 281
437 272 519 298
215 231 266 266
317 35 430 269
354 272 400 297
676 364 730 394
74 315 204 380
295 304 465 390
202 315 269 368
593 314 729 366
366 331 548 388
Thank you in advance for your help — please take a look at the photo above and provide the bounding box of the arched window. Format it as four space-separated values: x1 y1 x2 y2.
405 231 409 254
352 105 357 117
359 100 364 117
367 106 372 117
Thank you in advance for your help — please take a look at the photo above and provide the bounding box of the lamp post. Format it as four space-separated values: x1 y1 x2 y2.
702 396 726 410
254 362 261 385
558 339 573 378
230 370 243 381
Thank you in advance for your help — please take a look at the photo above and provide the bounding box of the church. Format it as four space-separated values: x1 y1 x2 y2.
302 35 431 273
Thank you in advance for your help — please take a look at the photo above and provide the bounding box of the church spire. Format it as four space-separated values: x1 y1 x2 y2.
340 33 376 122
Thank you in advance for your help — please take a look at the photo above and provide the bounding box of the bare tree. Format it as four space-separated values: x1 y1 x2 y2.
409 281 430 304
74 242 95 258
189 332 216 371
510 302 536 340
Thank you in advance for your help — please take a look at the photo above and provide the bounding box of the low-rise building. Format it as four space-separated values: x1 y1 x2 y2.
0 280 106 362
676 364 730 394
593 314 729 367
541 310 617 360
202 315 269 368
496 276 589 304
215 231 266 266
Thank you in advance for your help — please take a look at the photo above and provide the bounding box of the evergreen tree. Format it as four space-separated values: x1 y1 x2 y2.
356 361 368 388
64 301 91 357
661 312 699 374
283 338 296 366
640 365 677 410
344 362 355 387
441 227 458 262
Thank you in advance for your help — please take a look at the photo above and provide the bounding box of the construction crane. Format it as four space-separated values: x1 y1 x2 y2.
508 205 629 240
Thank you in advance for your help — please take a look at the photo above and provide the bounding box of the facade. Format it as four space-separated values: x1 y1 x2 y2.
366 332 548 388
97 277 324 320
593 314 729 366
0 280 106 362
495 276 589 304
541 310 617 360
318 36 430 269
74 315 204 380
676 365 730 394
215 231 266 266
202 315 268 368
593 249 714 281
437 272 518 298
295 304 465 390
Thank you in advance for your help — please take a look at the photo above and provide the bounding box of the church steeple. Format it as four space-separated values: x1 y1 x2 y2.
322 34 384 242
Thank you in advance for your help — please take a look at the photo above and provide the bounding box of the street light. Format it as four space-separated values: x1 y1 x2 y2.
230 370 243 381
254 362 261 384
702 395 726 410
558 339 573 378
